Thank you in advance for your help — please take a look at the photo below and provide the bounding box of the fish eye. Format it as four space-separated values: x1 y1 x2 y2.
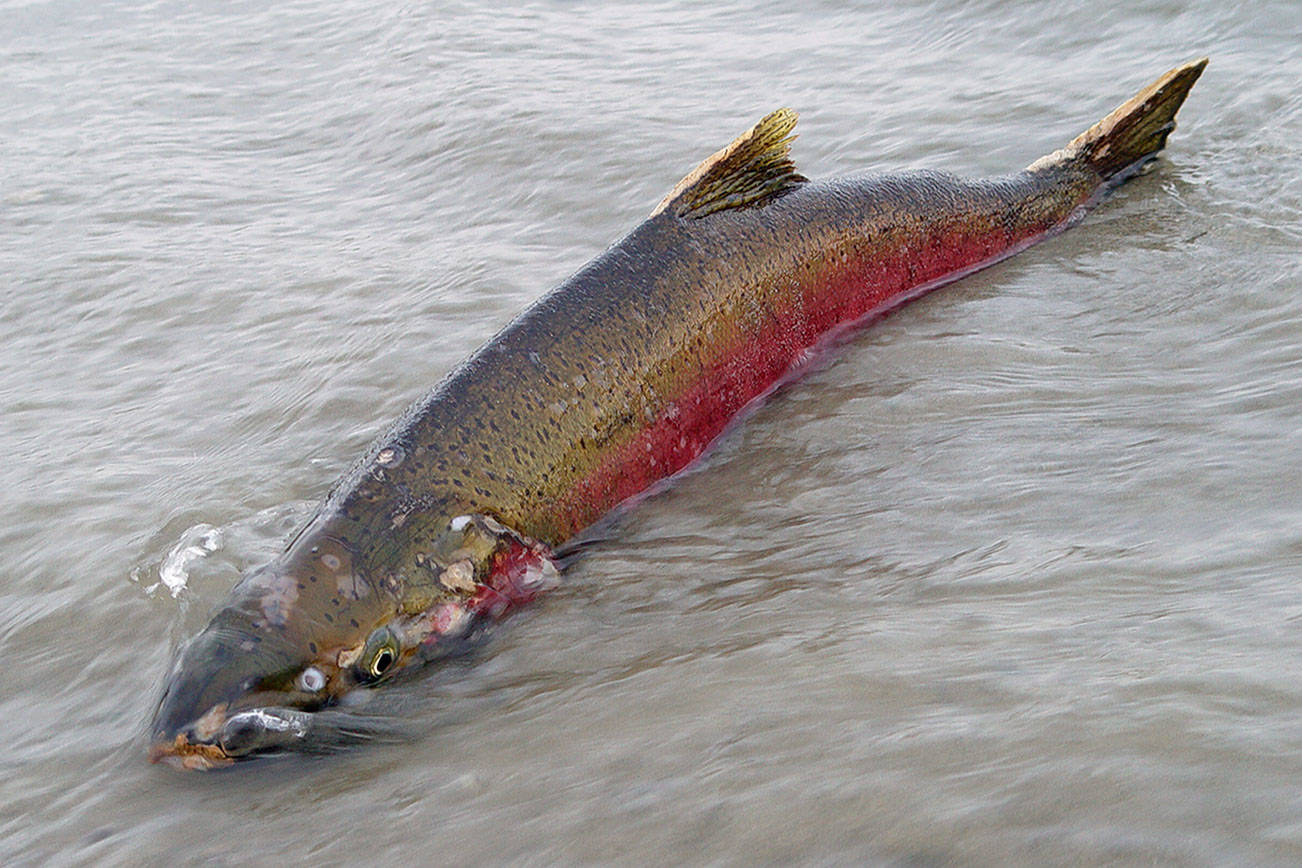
359 627 400 682
297 666 326 693
371 648 395 678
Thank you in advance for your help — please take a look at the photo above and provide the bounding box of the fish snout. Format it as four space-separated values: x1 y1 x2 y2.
149 705 314 769
148 702 235 771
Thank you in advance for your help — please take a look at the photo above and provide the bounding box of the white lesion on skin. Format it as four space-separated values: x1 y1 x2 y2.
439 560 477 593
256 578 299 629
335 642 364 671
336 570 370 601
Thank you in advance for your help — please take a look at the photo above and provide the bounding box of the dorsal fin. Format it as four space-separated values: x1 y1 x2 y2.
652 108 807 219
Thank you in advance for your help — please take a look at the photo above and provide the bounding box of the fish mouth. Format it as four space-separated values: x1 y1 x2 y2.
149 706 313 771
148 731 235 771
149 698 235 771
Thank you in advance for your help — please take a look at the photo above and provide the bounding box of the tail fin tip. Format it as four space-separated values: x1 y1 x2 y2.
1033 57 1208 181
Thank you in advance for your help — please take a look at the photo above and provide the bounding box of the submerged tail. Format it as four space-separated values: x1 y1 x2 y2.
1029 57 1208 182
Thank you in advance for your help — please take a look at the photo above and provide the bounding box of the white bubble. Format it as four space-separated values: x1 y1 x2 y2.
156 524 223 598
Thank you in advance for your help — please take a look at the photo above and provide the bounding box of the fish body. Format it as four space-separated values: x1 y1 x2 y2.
150 59 1207 769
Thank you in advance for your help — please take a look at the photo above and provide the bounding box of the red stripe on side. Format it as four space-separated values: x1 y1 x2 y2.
551 220 1048 536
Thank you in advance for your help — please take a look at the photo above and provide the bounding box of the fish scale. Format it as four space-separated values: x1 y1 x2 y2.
359 170 1090 546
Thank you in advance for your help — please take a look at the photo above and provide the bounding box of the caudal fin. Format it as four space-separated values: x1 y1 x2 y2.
1030 58 1208 182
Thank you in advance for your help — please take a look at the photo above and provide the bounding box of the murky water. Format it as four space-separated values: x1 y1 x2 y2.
3 0 1300 864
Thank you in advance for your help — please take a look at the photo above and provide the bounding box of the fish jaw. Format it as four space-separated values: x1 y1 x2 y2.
149 704 316 770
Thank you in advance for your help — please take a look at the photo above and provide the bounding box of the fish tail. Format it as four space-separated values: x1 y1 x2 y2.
1029 57 1208 182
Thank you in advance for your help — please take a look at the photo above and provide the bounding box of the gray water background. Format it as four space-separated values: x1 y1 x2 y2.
2 0 1300 864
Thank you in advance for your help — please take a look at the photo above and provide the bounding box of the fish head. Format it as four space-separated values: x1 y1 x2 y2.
147 513 553 769
148 535 419 770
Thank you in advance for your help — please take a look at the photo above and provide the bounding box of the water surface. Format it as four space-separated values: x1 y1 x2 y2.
2 1 1300 864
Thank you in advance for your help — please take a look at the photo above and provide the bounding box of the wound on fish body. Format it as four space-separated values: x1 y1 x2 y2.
149 58 1207 770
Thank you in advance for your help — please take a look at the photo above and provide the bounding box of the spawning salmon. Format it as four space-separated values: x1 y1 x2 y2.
149 58 1207 769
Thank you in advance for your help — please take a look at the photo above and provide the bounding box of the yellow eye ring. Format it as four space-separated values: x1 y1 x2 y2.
358 627 401 682
370 646 396 678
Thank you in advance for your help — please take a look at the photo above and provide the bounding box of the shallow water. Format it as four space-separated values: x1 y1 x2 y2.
2 0 1300 864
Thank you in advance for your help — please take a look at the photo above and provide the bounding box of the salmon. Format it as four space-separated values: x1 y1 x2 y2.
149 59 1207 769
